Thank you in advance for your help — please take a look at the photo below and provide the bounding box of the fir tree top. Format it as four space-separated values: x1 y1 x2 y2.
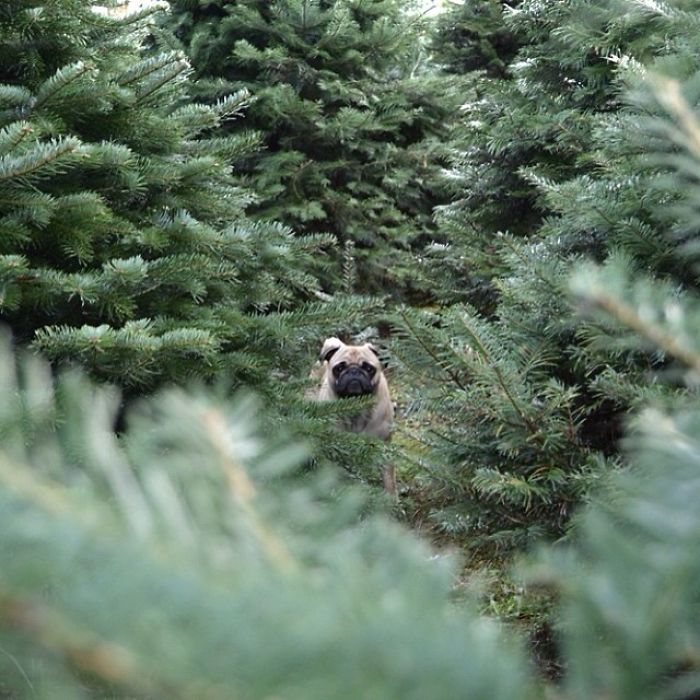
0 0 333 391
167 0 457 299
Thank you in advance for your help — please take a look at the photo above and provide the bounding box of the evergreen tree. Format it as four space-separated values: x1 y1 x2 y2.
557 118 700 690
0 336 533 699
0 0 343 395
545 403 700 700
395 0 700 553
424 0 656 306
166 0 456 300
432 0 522 79
3 260 700 698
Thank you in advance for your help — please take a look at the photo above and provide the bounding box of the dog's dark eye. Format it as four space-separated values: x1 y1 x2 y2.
332 362 347 378
361 362 376 376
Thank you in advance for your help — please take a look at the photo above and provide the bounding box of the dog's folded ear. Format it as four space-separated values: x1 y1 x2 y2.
320 337 344 363
366 342 386 367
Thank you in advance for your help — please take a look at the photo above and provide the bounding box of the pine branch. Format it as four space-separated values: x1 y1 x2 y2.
118 52 188 88
0 137 85 181
34 61 95 110
571 260 700 374
0 85 33 113
395 307 470 391
170 90 252 138
0 121 33 157
135 59 191 104
109 1 170 28
456 312 540 436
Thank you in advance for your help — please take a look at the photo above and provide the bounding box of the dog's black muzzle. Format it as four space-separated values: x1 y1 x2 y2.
333 364 375 397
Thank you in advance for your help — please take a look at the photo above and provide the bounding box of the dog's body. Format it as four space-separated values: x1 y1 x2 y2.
314 337 396 496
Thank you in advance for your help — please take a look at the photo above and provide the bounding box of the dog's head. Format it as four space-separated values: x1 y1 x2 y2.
320 337 383 398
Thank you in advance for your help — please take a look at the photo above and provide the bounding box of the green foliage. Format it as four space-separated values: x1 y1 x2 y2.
392 297 608 552
166 0 457 299
432 0 523 78
3 276 700 697
426 0 675 298
545 241 700 699
396 0 700 553
3 5 700 696
0 337 534 700
549 406 700 699
0 0 343 394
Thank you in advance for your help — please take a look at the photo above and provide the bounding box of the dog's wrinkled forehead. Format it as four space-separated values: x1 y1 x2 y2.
332 345 379 367
320 337 380 368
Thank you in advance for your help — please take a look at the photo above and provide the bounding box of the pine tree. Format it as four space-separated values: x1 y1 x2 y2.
554 116 700 691
2 260 700 698
424 0 653 307
0 0 344 396
165 0 456 300
394 0 700 553
545 403 700 700
432 0 523 79
0 335 533 699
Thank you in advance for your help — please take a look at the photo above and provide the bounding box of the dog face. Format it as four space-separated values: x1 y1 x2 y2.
320 337 382 399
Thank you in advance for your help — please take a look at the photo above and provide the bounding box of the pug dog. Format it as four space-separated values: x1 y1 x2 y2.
315 337 396 496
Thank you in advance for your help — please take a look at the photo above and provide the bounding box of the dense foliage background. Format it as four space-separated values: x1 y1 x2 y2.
164 0 455 298
2 0 700 697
